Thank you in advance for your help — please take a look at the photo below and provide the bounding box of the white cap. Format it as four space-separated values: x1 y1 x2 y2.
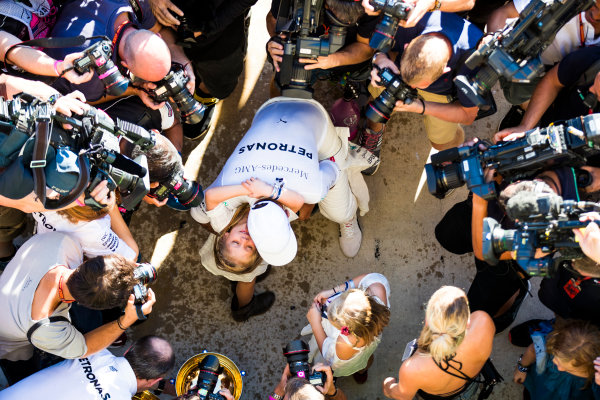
247 200 297 266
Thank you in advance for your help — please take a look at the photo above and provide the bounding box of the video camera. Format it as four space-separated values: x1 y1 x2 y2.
366 67 418 123
454 0 595 108
0 93 155 210
274 0 347 98
132 263 157 320
73 40 129 96
150 63 205 125
482 191 600 276
283 340 326 386
425 114 600 200
368 0 411 53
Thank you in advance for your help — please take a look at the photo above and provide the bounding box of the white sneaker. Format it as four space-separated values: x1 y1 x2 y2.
339 215 362 257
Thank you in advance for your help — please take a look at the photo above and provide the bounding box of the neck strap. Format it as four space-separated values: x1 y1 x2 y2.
58 273 75 303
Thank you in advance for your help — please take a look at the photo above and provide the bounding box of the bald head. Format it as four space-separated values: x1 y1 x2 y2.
123 29 171 82
124 335 175 379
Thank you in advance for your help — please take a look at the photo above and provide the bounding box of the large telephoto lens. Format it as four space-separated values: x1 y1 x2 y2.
424 162 464 199
133 263 157 284
173 179 204 208
481 217 515 265
283 340 311 379
196 355 222 399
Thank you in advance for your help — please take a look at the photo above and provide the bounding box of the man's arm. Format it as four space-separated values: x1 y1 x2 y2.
83 291 155 357
487 2 519 32
393 98 479 125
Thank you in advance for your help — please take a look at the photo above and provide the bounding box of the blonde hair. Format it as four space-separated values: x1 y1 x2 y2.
400 34 450 87
56 191 122 223
213 203 262 275
418 286 470 364
327 289 390 346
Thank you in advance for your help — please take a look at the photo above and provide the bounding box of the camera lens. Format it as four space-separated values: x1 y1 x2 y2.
173 179 204 208
173 91 205 125
283 340 311 379
133 263 157 284
425 163 463 199
366 90 396 123
196 355 222 399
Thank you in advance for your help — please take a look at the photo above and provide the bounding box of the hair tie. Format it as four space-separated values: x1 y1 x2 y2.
340 326 350 336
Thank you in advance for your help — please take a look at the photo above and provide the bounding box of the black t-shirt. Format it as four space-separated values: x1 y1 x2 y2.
270 0 378 46
540 46 600 125
174 0 258 61
539 264 600 327
391 11 482 107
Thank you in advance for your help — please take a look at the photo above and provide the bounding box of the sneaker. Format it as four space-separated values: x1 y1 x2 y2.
183 96 218 140
352 369 369 384
358 127 384 175
339 215 362 257
508 319 545 347
497 105 525 132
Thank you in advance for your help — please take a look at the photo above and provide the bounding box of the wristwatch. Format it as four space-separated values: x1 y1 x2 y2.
517 355 530 373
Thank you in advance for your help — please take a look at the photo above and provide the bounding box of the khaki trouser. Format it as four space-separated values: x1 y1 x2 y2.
0 206 25 241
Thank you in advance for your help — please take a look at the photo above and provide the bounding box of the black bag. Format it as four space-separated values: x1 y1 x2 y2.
477 359 504 400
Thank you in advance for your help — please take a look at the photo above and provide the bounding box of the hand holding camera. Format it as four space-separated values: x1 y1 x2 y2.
573 213 600 263
123 288 156 327
148 0 184 28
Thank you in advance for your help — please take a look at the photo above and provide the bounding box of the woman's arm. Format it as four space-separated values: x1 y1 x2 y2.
383 361 421 400
513 343 536 384
108 206 139 260
241 177 305 213
307 301 327 353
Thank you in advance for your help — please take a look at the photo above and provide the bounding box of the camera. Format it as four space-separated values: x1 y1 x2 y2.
150 64 205 125
481 191 600 276
283 340 326 386
454 0 594 108
275 0 347 98
425 114 600 200
366 67 418 123
147 168 203 208
73 40 129 96
368 0 411 52
192 355 227 400
0 93 155 210
132 263 157 319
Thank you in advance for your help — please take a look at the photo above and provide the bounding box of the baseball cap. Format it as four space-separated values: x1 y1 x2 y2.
45 147 88 197
247 200 297 266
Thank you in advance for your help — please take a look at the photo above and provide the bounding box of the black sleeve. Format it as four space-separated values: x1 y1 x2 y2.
270 0 281 17
356 14 379 39
557 47 600 87
201 0 259 38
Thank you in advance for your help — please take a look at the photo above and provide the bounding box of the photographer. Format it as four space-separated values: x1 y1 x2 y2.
487 0 600 129
360 0 475 28
266 0 376 83
0 335 174 399
270 364 344 399
495 46 600 141
148 0 258 140
0 232 156 384
362 11 482 174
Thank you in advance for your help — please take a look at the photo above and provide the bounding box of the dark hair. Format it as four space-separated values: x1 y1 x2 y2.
325 0 364 24
572 255 600 277
124 336 175 380
498 180 554 210
67 254 137 310
132 134 182 184
546 320 600 387
286 377 324 400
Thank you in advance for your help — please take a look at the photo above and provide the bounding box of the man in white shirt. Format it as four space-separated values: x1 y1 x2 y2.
0 335 174 400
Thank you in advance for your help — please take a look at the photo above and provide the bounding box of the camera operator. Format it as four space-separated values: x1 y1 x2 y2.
0 335 174 399
487 0 600 130
267 0 376 82
495 46 600 142
270 364 344 400
0 232 156 384
148 0 257 140
363 11 482 174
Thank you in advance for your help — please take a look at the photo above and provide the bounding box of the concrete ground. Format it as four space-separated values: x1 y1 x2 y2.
127 1 554 399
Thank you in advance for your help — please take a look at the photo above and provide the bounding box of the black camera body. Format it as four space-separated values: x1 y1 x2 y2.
73 40 129 96
482 191 600 276
366 67 417 123
0 94 155 210
368 0 411 52
454 0 595 108
425 114 600 200
193 355 226 400
283 340 326 386
275 0 347 98
150 64 205 125
132 263 157 319
148 168 203 208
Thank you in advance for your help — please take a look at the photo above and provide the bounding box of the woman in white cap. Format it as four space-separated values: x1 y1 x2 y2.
192 97 373 322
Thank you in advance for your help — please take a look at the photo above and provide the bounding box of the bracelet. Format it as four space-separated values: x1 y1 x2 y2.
517 355 530 373
116 316 127 331
53 60 63 76
47 93 61 106
270 394 283 400
420 99 425 115
429 0 442 11
332 286 338 294
372 51 383 65
328 387 338 398
271 178 285 201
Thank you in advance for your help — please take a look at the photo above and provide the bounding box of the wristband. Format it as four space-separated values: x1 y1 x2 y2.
116 316 127 330
53 60 63 76
372 51 383 65
429 0 442 11
420 99 425 115
328 387 338 398
270 394 283 400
